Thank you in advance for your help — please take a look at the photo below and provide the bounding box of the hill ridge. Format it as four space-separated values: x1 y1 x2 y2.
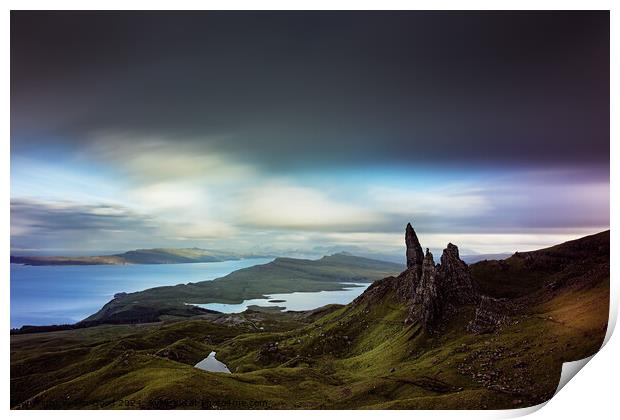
10 247 272 266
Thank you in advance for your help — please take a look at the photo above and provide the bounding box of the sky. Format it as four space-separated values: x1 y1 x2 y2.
10 11 610 258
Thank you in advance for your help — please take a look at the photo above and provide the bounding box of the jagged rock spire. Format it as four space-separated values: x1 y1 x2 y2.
405 242 480 333
362 223 480 334
414 248 436 304
405 222 424 275
413 249 442 331
438 243 478 306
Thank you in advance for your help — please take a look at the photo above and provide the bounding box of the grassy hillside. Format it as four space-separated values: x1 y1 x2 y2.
471 230 610 298
82 254 404 324
10 232 608 409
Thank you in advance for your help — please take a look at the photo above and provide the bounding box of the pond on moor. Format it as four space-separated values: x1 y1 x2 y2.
195 351 231 373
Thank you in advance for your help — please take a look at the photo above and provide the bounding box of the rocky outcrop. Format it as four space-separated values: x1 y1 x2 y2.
409 249 442 329
355 224 423 307
357 222 488 333
255 341 285 363
403 225 480 332
468 296 513 334
405 222 424 276
438 243 479 306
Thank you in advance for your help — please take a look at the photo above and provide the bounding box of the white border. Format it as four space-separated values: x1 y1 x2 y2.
3 2 617 420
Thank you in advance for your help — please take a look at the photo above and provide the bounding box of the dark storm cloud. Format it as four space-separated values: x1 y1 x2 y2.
11 11 609 170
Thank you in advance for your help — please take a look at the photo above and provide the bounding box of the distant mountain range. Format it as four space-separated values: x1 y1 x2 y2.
10 247 273 266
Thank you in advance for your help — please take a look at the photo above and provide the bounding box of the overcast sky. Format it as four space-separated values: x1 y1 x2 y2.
10 11 609 257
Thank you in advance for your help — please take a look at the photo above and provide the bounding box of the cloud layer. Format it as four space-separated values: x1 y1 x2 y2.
12 12 609 169
10 12 610 256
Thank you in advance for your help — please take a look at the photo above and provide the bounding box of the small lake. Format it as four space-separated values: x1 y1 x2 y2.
10 258 272 328
190 282 371 313
195 351 231 373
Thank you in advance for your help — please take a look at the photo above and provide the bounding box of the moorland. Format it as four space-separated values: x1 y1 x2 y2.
10 225 609 409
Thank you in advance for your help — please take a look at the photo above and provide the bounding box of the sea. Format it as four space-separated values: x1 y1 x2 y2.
10 258 370 328
10 258 271 328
